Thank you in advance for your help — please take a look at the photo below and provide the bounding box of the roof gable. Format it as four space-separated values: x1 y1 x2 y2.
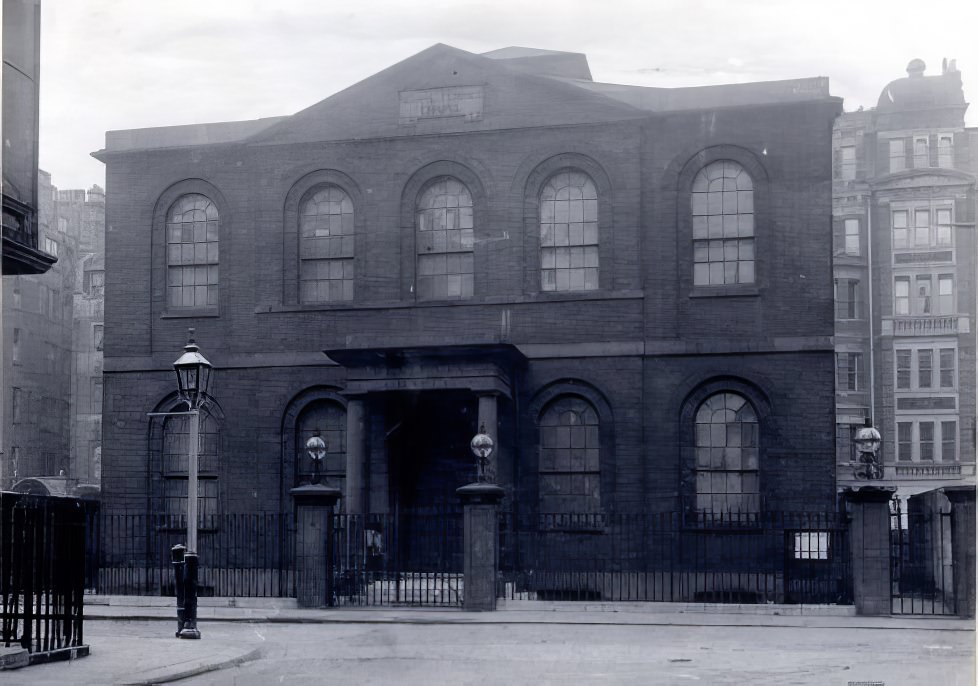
249 44 642 146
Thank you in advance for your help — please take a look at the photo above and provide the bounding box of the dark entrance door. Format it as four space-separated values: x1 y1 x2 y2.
387 391 476 570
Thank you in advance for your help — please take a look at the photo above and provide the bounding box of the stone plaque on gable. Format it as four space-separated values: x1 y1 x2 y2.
399 86 484 125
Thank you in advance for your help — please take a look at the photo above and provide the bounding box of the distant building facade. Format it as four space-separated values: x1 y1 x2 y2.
95 45 842 524
1 172 105 494
833 59 977 495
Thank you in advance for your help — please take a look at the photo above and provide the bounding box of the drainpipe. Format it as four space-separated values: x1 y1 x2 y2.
866 201 876 423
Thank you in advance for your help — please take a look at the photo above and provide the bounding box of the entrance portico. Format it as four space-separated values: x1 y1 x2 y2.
324 344 526 516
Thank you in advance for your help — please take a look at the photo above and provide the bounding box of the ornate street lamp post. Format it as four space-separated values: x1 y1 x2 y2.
171 329 212 639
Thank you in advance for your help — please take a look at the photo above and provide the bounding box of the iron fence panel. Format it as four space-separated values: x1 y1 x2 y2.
1 492 90 654
498 510 851 605
89 511 296 598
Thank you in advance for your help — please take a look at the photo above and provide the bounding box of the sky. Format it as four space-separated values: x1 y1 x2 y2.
39 0 978 191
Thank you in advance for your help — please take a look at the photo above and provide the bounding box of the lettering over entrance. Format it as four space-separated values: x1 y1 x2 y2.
399 86 484 125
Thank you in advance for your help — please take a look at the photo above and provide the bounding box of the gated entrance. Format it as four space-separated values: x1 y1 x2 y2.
890 496 956 615
327 511 463 607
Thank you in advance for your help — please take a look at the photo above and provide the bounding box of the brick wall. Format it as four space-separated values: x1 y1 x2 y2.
99 94 840 515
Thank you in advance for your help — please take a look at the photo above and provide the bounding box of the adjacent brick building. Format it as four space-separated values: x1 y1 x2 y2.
95 45 842 525
832 58 977 495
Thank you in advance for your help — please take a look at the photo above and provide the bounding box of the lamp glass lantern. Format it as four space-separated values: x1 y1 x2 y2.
305 434 327 485
173 337 212 409
853 420 882 458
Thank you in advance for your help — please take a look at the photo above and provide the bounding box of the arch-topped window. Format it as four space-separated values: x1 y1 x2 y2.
540 171 598 292
157 410 222 525
299 185 354 303
693 392 759 517
166 194 219 308
416 177 474 300
539 395 601 513
295 400 347 492
691 161 754 286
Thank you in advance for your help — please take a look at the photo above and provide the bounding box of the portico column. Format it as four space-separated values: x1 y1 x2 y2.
477 393 499 481
346 397 366 515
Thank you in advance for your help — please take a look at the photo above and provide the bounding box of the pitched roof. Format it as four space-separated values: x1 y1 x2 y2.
94 43 837 156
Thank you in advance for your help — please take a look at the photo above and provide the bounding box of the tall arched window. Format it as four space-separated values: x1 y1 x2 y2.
166 194 218 308
693 392 759 516
299 185 354 303
540 171 598 292
539 396 600 513
416 177 474 300
295 400 346 493
159 411 221 525
691 161 754 286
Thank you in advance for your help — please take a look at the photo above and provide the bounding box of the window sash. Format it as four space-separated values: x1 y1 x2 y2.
840 146 856 180
917 350 933 388
937 135 954 168
913 136 929 168
941 421 957 461
896 350 911 389
939 349 955 388
889 139 906 172
844 219 860 255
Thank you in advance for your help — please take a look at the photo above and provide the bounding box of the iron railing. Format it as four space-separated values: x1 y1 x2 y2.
498 511 851 605
88 511 295 597
1 492 90 654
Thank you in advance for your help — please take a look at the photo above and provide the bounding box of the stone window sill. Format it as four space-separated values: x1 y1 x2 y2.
162 308 219 319
688 285 760 298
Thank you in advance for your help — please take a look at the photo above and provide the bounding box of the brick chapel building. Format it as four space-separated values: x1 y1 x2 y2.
95 45 843 525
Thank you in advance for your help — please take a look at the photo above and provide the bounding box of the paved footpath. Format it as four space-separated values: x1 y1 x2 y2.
9 599 975 685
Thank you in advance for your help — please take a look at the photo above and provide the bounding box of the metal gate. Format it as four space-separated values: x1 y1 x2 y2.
890 498 956 615
328 510 463 607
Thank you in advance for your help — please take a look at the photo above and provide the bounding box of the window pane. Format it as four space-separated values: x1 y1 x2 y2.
896 350 911 389
941 421 957 461
417 177 474 300
692 392 758 515
540 171 598 292
539 397 600 513
940 349 955 388
166 194 219 308
917 350 933 388
691 162 754 286
897 422 913 461
919 422 934 461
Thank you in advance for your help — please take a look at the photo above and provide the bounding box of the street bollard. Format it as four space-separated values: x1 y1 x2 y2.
170 544 186 638
179 552 202 639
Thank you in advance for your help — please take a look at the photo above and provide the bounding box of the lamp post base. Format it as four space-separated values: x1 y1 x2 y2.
178 552 202 639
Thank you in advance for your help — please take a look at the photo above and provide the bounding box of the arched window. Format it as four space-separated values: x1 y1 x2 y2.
295 400 346 493
539 396 600 513
158 410 221 525
693 392 759 517
540 171 598 292
416 177 474 300
299 185 354 303
166 194 218 308
691 161 754 286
